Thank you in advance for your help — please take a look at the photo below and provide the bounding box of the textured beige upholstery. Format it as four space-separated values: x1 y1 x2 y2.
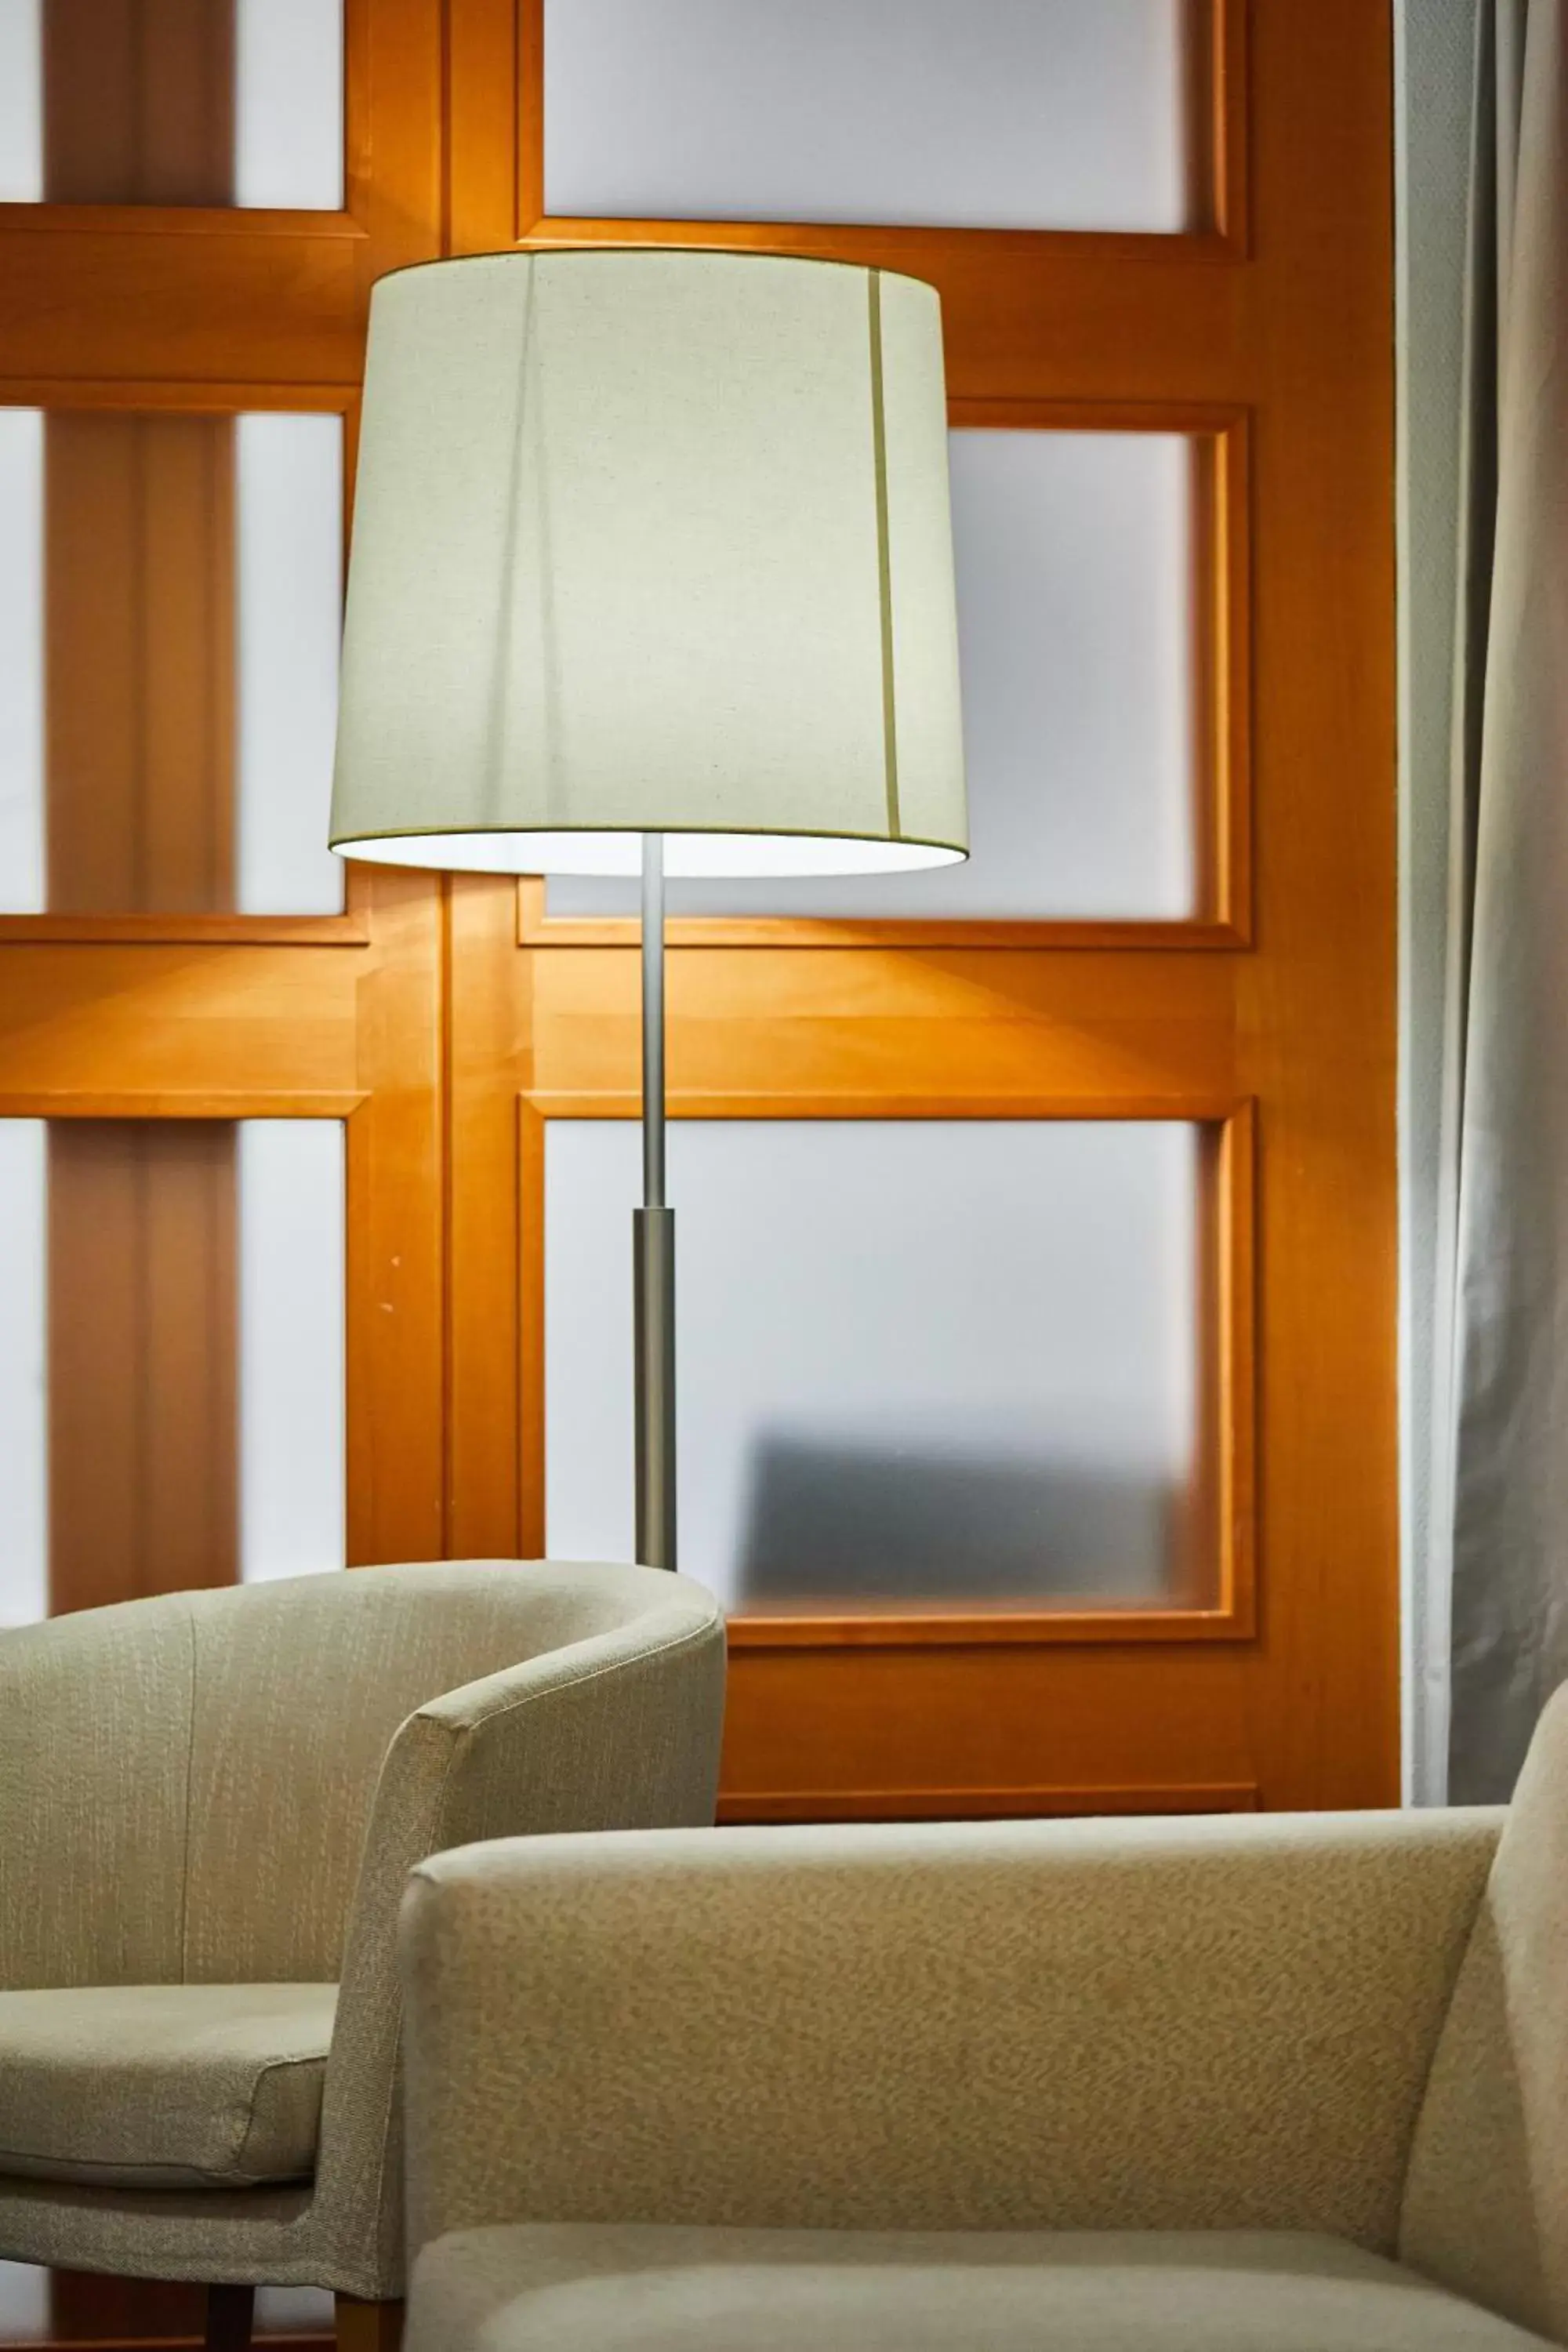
0 1984 335 2187
0 1560 724 2298
399 1748 1564 2352
1402 1682 1568 2338
401 1811 1501 2250
406 2225 1548 2352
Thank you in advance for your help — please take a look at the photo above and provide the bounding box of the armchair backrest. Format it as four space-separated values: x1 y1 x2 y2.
181 1562 712 1982
0 1591 194 1989
1401 1679 1568 2341
0 1562 722 1992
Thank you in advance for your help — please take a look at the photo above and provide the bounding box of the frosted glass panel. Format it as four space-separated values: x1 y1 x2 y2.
0 2263 47 2341
550 430 1197 923
238 1120 346 1581
0 407 43 913
546 1120 1201 1610
545 0 1192 232
235 0 345 211
0 2 41 202
256 2289 336 2336
237 413 344 914
0 0 343 208
0 1121 47 1629
0 406 344 916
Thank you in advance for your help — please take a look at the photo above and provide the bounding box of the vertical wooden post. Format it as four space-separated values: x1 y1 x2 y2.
204 2285 255 2352
335 2297 405 2352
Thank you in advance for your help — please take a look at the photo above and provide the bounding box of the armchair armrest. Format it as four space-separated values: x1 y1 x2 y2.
401 1808 1501 2263
310 1592 724 2299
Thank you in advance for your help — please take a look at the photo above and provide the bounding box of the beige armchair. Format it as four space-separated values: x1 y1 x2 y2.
399 1682 1568 2351
0 1560 724 2352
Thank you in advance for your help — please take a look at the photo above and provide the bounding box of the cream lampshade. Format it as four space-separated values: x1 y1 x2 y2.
329 247 967 1570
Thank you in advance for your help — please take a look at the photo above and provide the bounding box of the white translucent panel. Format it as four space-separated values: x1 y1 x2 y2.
237 412 345 914
0 2263 48 2340
0 2 42 202
235 0 345 210
546 1120 1199 1609
0 1121 47 1629
256 2288 336 2335
238 1120 345 1582
0 407 43 915
544 0 1190 233
550 430 1197 924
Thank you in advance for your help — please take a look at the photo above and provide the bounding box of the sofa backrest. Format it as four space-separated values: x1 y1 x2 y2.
1401 1679 1568 2340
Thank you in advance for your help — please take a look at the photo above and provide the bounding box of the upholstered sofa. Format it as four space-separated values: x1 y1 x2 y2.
0 1560 725 2352
398 1682 1568 2350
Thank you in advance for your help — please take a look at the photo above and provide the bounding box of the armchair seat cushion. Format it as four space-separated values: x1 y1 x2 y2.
406 2224 1550 2352
0 1983 336 2189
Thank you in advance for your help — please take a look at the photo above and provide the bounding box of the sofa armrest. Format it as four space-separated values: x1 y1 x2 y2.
401 1808 1501 2263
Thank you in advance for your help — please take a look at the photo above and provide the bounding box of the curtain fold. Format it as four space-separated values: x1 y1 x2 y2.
1431 0 1568 1800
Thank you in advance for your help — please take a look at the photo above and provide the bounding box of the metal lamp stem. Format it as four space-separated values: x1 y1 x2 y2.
633 832 677 1569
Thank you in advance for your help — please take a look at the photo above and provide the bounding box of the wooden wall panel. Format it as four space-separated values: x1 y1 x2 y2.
484 0 1401 1820
50 2275 209 2347
43 0 235 208
45 412 235 914
47 1120 238 1613
38 3 245 1661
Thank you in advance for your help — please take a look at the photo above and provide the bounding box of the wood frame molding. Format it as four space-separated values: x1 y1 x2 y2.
0 866 448 1570
516 1091 1257 1651
0 0 1401 1854
515 0 1249 258
719 1779 1261 1825
0 383 365 946
0 0 444 386
0 913 372 946
517 402 1253 953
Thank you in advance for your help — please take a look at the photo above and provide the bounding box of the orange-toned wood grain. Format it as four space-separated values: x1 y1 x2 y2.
479 0 1401 1820
45 411 236 914
720 1781 1261 1825
0 0 1399 1851
48 1120 238 1613
0 0 442 392
44 0 235 209
42 399 245 1622
0 870 448 1582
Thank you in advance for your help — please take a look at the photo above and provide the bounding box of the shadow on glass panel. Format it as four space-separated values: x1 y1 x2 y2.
735 1432 1200 1611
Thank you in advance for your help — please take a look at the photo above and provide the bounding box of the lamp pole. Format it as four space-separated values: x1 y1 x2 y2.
634 831 677 1568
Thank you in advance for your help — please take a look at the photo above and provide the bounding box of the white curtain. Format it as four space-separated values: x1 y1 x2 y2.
1425 0 1568 1801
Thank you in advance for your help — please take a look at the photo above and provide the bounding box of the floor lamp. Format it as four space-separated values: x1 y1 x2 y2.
328 249 967 1571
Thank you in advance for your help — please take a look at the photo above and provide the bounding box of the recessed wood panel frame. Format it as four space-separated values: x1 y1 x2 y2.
25 1098 389 1572
0 863 448 1569
0 0 1399 1861
518 1091 1255 1649
0 380 368 946
517 404 1251 952
516 0 1249 256
0 0 445 387
719 1779 1260 1825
